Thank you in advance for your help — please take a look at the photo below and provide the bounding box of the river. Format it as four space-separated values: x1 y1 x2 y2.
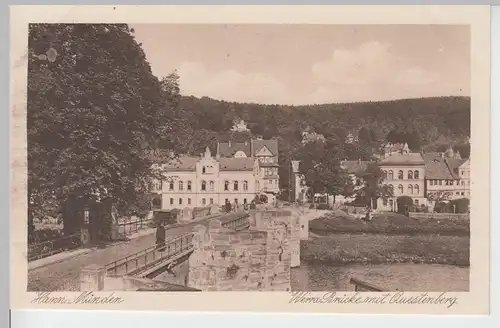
291 263 469 291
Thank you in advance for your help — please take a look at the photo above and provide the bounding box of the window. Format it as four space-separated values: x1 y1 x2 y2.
408 185 414 194
234 198 238 204
456 192 460 195
388 170 394 180
243 181 248 191
383 198 388 206
461 192 464 196
210 198 214 205
170 198 174 205
389 184 394 192
456 180 460 186
414 170 419 179
187 181 192 191
398 184 404 194
188 198 191 205
179 198 182 205
244 198 247 204
169 181 174 191
234 181 239 191
202 166 206 174
414 199 419 205
202 198 206 205
224 181 229 191
461 170 464 176
414 184 419 194
398 170 404 180
439 180 442 186
225 198 229 204
389 199 394 207
430 180 434 186
209 181 214 191
461 181 465 186
383 170 388 179
84 208 90 225
178 181 183 191
201 180 206 191
408 171 413 179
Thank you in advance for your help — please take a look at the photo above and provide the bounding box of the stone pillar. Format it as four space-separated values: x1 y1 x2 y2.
300 215 309 240
290 213 301 268
80 264 106 291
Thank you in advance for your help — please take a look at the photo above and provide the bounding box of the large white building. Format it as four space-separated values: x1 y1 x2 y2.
217 137 280 203
151 147 261 209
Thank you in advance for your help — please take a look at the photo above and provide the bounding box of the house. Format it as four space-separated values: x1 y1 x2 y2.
289 160 307 203
151 147 261 209
217 137 280 204
377 152 426 211
230 119 250 132
301 126 325 144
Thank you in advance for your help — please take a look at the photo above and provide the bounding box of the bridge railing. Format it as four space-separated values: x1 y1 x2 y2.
349 277 384 292
220 213 250 231
117 218 153 237
105 232 193 276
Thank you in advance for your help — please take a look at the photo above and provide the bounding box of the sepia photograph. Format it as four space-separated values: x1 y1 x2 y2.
10 5 491 314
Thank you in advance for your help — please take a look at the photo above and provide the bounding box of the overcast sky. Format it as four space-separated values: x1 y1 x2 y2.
129 24 470 105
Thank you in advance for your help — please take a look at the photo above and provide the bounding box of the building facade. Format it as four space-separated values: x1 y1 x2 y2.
152 147 261 210
217 137 280 203
377 152 427 211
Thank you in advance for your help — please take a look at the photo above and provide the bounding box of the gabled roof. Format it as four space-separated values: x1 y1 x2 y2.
341 160 373 174
422 153 454 179
219 158 255 171
379 152 425 166
163 156 198 171
217 142 251 158
445 158 468 179
252 139 278 157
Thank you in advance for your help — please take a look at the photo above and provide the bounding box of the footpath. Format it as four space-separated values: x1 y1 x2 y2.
27 214 220 291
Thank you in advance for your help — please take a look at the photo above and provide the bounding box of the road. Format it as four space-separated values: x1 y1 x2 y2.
27 217 216 291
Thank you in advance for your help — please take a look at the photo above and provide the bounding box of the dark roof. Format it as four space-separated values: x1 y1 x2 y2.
422 153 454 179
217 142 251 158
163 156 198 171
219 158 255 171
445 158 468 179
252 139 278 157
379 153 425 166
341 160 373 174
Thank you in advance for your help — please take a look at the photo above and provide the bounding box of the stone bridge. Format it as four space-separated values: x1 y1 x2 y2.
80 208 310 292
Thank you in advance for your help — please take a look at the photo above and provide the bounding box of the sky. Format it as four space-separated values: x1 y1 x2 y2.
129 24 470 105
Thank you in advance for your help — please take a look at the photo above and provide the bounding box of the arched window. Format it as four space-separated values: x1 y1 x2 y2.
187 181 192 191
414 184 419 195
388 170 394 180
224 180 229 191
398 170 404 180
202 166 206 174
209 181 214 191
398 184 404 194
383 170 388 179
201 180 206 191
243 181 248 191
234 181 239 191
408 171 413 179
169 181 174 191
178 181 183 191
408 184 414 194
414 170 419 179
389 184 394 193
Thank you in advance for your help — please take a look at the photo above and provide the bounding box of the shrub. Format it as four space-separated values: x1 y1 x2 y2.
449 198 470 214
396 196 413 214
309 203 315 209
434 201 451 213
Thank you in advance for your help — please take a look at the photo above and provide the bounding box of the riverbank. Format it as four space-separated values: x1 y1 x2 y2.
302 211 470 266
309 211 470 236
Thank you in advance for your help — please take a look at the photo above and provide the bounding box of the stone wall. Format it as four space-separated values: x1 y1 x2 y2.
188 211 295 291
409 212 470 220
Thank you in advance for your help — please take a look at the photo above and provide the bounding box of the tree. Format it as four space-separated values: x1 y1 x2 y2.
357 163 394 209
27 24 179 234
396 196 414 214
295 140 353 203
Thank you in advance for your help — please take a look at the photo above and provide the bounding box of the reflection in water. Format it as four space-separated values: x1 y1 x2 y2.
291 263 469 292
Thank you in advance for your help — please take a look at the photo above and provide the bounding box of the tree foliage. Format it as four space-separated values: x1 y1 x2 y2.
357 163 394 208
27 24 180 225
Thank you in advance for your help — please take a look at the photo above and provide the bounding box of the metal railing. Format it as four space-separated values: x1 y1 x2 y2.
349 277 384 292
221 214 250 231
28 232 82 262
105 232 194 276
117 218 153 236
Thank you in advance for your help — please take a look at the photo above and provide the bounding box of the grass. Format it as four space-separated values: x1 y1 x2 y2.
301 234 470 266
309 211 470 236
303 211 470 266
